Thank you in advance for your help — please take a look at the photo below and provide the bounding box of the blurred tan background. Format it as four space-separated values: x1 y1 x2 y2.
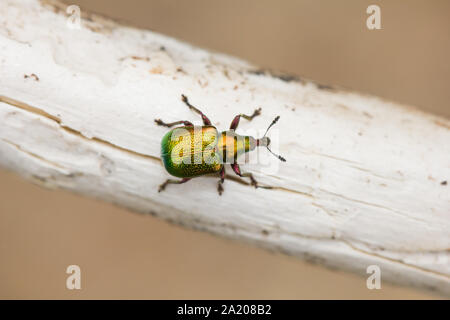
1 0 449 299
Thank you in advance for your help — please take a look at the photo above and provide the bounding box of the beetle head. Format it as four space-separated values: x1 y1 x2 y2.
257 136 270 147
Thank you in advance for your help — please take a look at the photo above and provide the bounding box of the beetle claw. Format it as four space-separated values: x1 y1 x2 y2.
250 176 258 188
158 180 170 192
154 119 166 126
218 181 224 195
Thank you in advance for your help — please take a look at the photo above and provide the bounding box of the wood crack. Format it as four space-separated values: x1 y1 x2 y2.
0 95 161 163
0 137 69 171
342 240 450 280
319 188 428 224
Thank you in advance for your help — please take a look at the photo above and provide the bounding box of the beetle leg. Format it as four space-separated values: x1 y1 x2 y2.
158 178 191 192
230 163 258 188
229 108 262 130
217 166 225 195
230 163 272 189
154 119 193 127
181 94 212 125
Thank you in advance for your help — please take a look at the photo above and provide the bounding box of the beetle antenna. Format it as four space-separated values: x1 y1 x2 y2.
263 116 280 137
267 146 286 162
261 116 285 161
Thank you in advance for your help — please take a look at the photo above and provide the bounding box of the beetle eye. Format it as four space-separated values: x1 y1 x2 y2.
266 137 271 146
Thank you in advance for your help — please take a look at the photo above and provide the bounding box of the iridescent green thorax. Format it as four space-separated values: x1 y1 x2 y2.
216 130 257 163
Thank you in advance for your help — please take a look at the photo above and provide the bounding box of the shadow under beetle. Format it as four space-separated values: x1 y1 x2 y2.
155 94 285 195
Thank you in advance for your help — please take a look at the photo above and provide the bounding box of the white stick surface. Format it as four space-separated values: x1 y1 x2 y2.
0 0 449 296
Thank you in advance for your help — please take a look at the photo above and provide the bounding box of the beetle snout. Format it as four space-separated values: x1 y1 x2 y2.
257 137 270 147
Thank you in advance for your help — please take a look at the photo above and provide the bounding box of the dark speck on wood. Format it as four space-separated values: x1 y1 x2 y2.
248 68 336 91
316 83 334 90
248 69 301 83
24 73 39 81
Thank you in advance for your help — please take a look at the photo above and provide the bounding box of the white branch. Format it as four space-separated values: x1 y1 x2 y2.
1 0 449 296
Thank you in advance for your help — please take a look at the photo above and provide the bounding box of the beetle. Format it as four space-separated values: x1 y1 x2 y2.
155 94 285 195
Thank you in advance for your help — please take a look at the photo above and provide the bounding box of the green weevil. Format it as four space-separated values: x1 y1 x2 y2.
155 94 286 195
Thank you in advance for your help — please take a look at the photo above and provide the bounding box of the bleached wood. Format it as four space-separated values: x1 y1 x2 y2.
0 0 449 296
